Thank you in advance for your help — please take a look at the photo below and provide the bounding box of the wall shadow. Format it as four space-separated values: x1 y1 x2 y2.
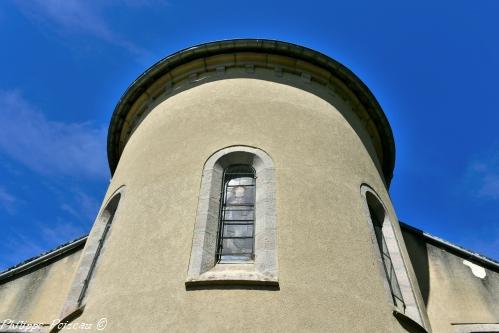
399 222 430 306
49 306 84 333
394 310 428 333
185 283 280 292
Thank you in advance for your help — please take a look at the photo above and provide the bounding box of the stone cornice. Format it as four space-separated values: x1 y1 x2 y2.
108 39 395 185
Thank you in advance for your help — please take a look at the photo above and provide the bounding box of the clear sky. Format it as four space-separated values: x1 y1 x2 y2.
0 0 498 270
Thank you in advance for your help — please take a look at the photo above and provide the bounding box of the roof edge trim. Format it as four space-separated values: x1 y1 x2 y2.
400 221 499 272
0 236 87 283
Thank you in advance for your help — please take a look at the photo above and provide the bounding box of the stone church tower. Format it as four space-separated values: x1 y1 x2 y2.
2 39 498 333
66 39 430 332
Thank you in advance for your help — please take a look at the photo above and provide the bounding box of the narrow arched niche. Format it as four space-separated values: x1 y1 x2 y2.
361 184 428 331
59 187 124 318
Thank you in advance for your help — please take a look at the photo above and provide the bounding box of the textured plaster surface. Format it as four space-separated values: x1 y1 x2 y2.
0 249 82 325
69 78 423 332
403 231 499 333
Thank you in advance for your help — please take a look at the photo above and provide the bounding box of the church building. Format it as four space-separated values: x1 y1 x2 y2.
0 39 498 333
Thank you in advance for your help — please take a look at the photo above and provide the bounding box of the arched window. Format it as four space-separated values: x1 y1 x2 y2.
60 187 124 318
361 185 430 331
367 195 405 309
77 192 121 306
217 165 256 263
186 146 278 286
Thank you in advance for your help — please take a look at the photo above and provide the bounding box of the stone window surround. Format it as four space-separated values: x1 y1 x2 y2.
360 184 429 332
58 186 125 320
186 146 278 286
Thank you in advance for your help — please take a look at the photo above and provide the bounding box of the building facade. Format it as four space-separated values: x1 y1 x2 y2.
0 39 498 333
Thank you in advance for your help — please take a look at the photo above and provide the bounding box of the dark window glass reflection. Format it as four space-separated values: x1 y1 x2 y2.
217 165 256 263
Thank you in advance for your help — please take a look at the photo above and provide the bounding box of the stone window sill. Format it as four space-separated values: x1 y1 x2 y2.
185 263 278 286
451 323 499 333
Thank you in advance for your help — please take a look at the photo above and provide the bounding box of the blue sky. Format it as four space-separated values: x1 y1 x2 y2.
0 0 498 270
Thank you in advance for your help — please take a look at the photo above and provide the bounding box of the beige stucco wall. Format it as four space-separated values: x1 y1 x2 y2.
70 77 423 332
0 248 82 325
403 230 499 333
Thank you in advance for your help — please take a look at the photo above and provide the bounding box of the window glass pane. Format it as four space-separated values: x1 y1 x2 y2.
217 165 256 263
383 256 394 280
225 185 255 205
223 224 253 238
221 238 253 255
381 234 390 257
220 254 252 262
373 224 384 250
389 264 404 301
223 206 254 221
227 177 254 186
369 206 382 227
